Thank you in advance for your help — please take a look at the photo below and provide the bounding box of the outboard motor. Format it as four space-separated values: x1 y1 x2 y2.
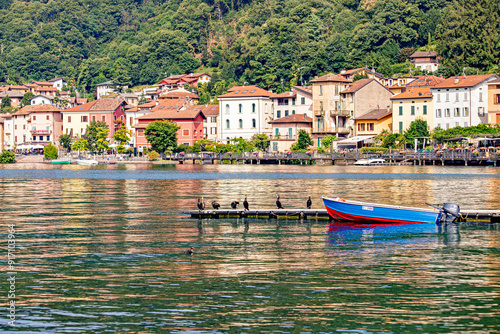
440 203 460 223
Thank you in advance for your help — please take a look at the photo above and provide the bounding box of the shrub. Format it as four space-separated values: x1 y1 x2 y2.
147 150 160 161
44 143 58 159
0 150 15 163
360 147 388 154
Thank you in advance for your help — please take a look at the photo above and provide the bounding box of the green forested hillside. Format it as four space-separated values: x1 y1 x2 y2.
0 0 498 95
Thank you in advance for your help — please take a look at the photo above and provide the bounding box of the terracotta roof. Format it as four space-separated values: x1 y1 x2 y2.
355 109 392 121
487 78 500 84
0 90 25 98
410 51 437 58
406 75 445 87
33 81 53 86
7 85 28 90
124 106 138 112
16 104 60 114
218 85 273 98
340 67 384 79
391 87 433 100
160 91 199 99
35 86 58 92
137 101 157 109
197 104 219 116
270 90 297 99
310 73 352 83
341 79 374 94
63 98 124 112
48 78 64 82
268 113 312 124
293 86 312 95
432 74 499 89
137 102 205 121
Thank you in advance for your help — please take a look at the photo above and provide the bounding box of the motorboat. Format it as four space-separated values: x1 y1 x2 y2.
75 159 98 166
322 196 460 224
354 158 386 165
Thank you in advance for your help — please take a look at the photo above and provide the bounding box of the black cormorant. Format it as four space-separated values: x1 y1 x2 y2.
197 198 205 211
243 196 249 211
212 201 220 210
276 195 284 209
231 201 239 209
307 196 312 209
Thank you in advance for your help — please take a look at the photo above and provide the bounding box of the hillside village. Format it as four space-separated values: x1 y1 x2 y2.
1 55 500 154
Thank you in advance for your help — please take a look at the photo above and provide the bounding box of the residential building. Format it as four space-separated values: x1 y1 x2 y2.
26 105 63 146
0 90 24 108
34 86 58 97
270 86 313 120
381 76 418 95
340 67 384 82
67 97 88 108
96 81 119 99
157 73 211 91
202 105 220 142
120 93 139 106
488 79 500 125
159 88 199 104
341 78 393 136
48 78 67 91
0 117 4 151
218 85 273 142
431 74 500 130
406 75 445 88
124 100 163 147
268 114 313 152
31 95 54 106
4 108 31 148
309 73 352 147
391 87 433 134
354 108 392 137
134 101 205 150
409 51 440 72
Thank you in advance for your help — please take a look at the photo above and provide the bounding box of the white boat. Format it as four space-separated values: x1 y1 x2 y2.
75 159 98 165
354 158 386 165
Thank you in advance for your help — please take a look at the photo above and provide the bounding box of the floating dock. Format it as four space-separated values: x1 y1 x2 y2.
182 209 500 223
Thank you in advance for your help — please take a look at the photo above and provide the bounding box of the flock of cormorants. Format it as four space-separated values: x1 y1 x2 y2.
197 195 313 211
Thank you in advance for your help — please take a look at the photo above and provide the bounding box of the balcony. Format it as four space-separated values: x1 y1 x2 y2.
312 126 350 134
330 110 350 117
314 108 325 117
270 134 300 141
30 129 52 135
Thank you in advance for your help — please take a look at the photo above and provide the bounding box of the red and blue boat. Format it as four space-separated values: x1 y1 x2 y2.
322 196 460 224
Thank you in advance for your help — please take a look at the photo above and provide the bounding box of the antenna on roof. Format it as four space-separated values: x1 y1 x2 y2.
463 67 466 78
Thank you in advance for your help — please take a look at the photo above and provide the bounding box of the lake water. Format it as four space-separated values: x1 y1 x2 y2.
1 163 500 333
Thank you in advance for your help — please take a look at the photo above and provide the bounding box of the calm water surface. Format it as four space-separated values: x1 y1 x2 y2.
1 163 499 333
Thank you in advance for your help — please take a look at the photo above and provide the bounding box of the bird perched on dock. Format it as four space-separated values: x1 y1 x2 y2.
276 195 284 209
231 201 239 209
184 246 194 256
197 198 205 211
307 196 312 209
212 201 220 210
243 196 249 211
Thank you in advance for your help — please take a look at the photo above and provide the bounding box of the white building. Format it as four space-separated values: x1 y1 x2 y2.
201 105 219 142
270 86 313 120
217 85 273 142
31 95 54 106
48 78 67 91
96 81 119 99
431 74 500 129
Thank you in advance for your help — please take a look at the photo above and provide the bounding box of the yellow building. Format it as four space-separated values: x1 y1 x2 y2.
354 109 392 136
488 79 500 125
61 106 90 138
391 87 433 134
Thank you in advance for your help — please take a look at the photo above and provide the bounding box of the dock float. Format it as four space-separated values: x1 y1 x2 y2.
182 209 500 223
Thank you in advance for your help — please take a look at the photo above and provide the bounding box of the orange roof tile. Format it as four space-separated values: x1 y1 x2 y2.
64 98 125 112
310 73 352 83
341 79 375 93
160 91 199 99
271 90 297 99
355 109 392 120
293 86 312 95
406 75 445 87
391 87 433 100
433 74 498 89
137 102 205 121
16 104 60 114
268 114 312 124
218 85 273 98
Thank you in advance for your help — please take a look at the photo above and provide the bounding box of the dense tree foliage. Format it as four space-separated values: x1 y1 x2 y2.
43 143 58 159
83 121 108 151
0 0 497 94
432 124 500 143
144 120 180 153
0 150 15 163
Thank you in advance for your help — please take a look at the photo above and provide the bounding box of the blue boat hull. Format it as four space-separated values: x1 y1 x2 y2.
323 197 442 224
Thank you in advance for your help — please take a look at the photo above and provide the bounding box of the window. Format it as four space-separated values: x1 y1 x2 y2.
46 136 50 141
464 122 468 127
423 105 427 115
288 128 293 139
495 94 500 104
301 97 305 105
399 122 403 134
358 123 365 131
445 108 450 117
138 130 144 137
33 115 36 120
273 142 278 151
252 103 256 113
252 119 256 128
225 104 230 113
445 93 449 102
292 99 295 106
102 115 106 122
318 137 322 147
68 116 72 123
464 92 468 101
130 117 133 125
114 115 117 120
14 124 17 130
39 136 43 141
226 119 230 129
81 116 88 122
238 104 242 113
479 92 483 102
335 85 339 95
292 110 296 114
463 107 469 117
399 106 403 116
14 136 17 142
23 125 25 130
275 128 279 136
211 127 217 135
320 101 323 111
46 115 50 120
239 119 243 128
368 123 374 131
478 107 485 116
319 85 323 96
182 129 189 136
436 123 441 128
437 94 441 102
436 109 442 118
277 110 281 118
411 106 415 115
92 116 96 122
455 122 460 127
454 108 460 117
285 110 289 117
455 93 459 102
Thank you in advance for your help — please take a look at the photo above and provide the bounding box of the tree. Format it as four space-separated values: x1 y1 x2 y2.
291 129 313 151
72 139 88 152
113 124 131 153
83 121 108 151
43 143 58 159
251 133 270 151
0 150 15 163
321 135 337 152
59 134 72 151
95 126 110 152
1 96 11 109
144 120 180 153
138 92 146 105
404 118 430 149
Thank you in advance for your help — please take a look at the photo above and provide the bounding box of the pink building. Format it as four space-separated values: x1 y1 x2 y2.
23 104 63 146
134 99 206 150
